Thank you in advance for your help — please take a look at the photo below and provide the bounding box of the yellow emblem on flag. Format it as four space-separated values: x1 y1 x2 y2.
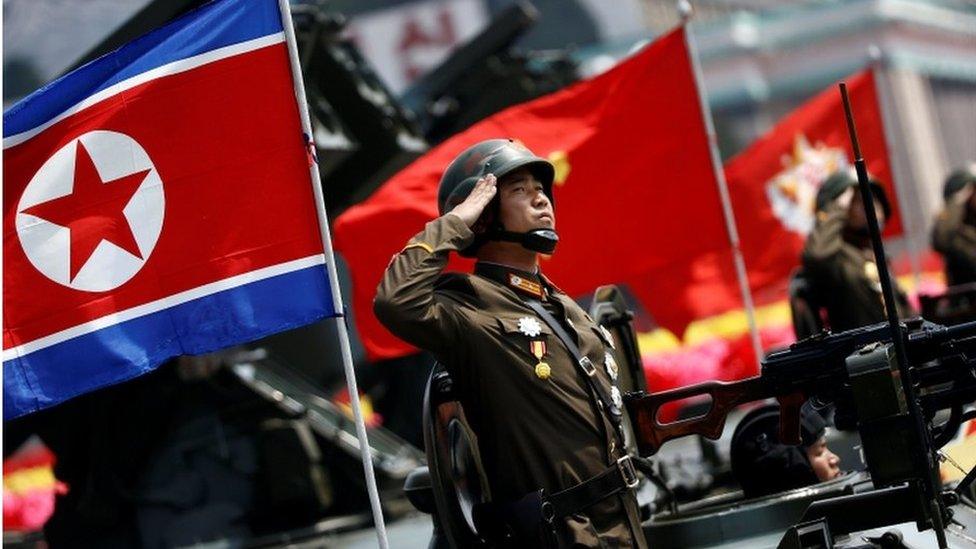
766 134 849 235
548 150 571 186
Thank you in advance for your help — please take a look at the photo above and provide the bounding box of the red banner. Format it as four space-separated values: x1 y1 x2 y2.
335 27 728 361
725 68 899 299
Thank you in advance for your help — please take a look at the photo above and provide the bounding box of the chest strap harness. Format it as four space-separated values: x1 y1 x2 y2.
474 300 649 543
523 300 626 442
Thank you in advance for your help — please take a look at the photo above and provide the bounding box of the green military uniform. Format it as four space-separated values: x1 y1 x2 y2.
932 200 976 286
375 214 646 548
802 205 913 332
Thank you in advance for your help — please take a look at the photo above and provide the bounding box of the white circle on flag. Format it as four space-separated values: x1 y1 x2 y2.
16 130 165 292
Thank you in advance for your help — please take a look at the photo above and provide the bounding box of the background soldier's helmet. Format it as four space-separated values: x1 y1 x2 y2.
437 139 556 216
815 168 892 218
942 165 976 201
730 403 828 499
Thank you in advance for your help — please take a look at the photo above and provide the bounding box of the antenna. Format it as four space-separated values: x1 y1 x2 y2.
839 82 949 549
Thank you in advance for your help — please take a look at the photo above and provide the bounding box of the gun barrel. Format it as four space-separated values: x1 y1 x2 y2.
907 320 976 359
946 320 976 339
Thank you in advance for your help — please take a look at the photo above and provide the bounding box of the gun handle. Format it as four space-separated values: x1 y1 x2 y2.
777 392 806 446
625 377 769 456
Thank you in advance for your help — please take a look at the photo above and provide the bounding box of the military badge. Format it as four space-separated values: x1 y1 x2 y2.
530 340 551 380
508 273 544 299
518 316 543 337
599 325 616 349
610 386 623 409
604 352 619 381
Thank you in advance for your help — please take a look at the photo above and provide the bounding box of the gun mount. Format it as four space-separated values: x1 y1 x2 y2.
626 318 976 545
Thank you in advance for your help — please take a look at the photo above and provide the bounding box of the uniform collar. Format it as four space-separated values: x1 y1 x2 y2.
474 261 549 300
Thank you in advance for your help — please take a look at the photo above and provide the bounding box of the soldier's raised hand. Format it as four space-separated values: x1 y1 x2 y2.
449 174 497 227
952 182 974 207
835 187 856 211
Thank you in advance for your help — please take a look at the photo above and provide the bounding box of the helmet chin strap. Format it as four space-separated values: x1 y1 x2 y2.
491 227 559 254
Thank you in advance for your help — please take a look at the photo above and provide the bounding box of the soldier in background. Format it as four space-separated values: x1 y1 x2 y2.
801 169 913 332
932 166 976 286
730 403 841 499
374 139 645 547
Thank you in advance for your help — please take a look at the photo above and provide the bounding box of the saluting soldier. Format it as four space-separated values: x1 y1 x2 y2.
802 169 913 332
374 139 645 547
932 166 976 286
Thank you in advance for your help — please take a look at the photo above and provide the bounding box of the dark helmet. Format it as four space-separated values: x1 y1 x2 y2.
943 166 976 201
437 139 555 216
815 168 892 219
730 403 827 499
438 139 558 256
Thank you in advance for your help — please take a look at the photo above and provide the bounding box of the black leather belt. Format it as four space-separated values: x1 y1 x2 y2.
543 455 640 521
476 454 643 543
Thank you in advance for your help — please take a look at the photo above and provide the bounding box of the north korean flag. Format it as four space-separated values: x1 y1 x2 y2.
3 0 337 418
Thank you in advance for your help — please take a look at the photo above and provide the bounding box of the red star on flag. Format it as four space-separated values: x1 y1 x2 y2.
22 140 150 281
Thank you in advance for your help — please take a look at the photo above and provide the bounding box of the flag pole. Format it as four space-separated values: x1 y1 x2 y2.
679 1 764 367
277 1 389 547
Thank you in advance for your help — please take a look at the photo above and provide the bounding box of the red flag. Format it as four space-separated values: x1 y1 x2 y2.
630 69 901 385
334 27 729 362
724 68 900 299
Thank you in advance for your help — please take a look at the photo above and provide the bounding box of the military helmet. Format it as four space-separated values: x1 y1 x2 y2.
730 403 827 498
815 168 891 218
437 139 555 216
943 166 976 201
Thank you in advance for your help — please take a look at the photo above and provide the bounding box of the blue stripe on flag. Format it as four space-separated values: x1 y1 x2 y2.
3 264 335 419
3 0 283 139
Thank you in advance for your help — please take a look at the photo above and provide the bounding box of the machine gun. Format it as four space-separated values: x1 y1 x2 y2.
627 319 976 458
626 84 976 548
627 319 976 546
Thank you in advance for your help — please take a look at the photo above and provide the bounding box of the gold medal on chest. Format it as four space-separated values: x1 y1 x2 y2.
530 340 551 380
